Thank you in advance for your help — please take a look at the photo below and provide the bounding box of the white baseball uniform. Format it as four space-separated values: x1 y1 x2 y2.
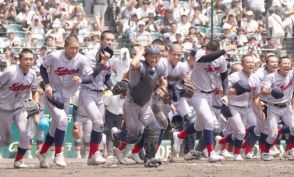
0 65 38 149
42 50 90 134
262 70 294 144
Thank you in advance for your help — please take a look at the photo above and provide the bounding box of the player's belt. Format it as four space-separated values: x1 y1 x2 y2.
200 90 213 94
89 89 103 92
272 103 288 109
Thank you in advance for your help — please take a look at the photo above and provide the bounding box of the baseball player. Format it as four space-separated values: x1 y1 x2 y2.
0 49 39 168
161 43 196 157
78 30 115 165
36 35 90 168
260 57 294 160
112 40 169 165
112 45 168 167
220 55 262 161
173 40 236 162
242 54 279 159
72 89 92 159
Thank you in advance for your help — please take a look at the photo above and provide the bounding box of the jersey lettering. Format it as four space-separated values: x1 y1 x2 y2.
55 67 79 76
9 83 31 91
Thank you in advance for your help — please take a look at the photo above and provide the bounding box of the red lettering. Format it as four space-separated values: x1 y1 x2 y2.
204 66 221 73
277 81 292 91
9 83 31 91
55 67 79 76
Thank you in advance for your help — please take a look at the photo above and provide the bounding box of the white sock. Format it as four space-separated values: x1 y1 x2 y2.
76 151 81 158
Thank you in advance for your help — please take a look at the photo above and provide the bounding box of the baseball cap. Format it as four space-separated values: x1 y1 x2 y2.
246 11 254 16
138 20 146 26
223 23 232 30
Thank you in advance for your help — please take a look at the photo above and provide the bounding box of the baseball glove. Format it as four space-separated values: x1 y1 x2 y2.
179 79 195 98
154 86 171 104
271 86 284 99
24 99 40 118
47 91 64 109
112 79 129 95
232 80 251 95
72 123 81 139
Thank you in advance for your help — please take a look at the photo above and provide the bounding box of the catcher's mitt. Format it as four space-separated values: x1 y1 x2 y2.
112 79 129 95
72 123 81 139
154 86 171 104
24 99 40 118
179 79 195 98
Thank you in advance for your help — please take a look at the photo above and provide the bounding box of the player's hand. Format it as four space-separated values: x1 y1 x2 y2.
72 76 81 84
228 88 237 95
45 84 53 98
220 95 228 105
100 51 111 64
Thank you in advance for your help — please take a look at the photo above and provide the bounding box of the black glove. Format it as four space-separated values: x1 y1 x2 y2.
47 91 64 109
232 80 251 95
112 79 129 95
271 86 284 99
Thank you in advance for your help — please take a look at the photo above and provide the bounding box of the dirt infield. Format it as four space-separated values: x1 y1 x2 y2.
1 158 294 177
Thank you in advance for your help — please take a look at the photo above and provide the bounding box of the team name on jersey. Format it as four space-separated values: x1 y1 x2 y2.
204 65 221 73
9 83 31 91
55 67 79 76
276 81 292 91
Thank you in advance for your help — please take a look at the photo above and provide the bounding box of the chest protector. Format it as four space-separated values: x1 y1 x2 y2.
130 62 161 106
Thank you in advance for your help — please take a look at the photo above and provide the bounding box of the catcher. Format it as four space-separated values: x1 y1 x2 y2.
0 49 40 168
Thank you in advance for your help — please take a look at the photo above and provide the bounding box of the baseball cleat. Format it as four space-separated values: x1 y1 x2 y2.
244 151 254 159
87 152 106 165
208 151 224 163
54 153 66 167
36 150 49 168
144 158 161 168
220 149 234 159
269 146 281 158
113 147 128 164
184 150 203 160
286 149 294 160
260 153 273 161
127 152 143 164
14 160 28 169
234 154 244 161
173 132 183 154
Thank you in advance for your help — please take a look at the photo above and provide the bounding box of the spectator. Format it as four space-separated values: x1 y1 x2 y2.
29 17 45 40
145 13 159 33
135 0 154 20
93 0 109 31
112 48 131 82
130 20 152 48
5 31 21 48
163 22 178 43
16 3 35 28
241 10 259 35
268 7 284 39
45 19 65 46
104 92 126 158
178 14 191 36
3 2 17 22
190 6 209 26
